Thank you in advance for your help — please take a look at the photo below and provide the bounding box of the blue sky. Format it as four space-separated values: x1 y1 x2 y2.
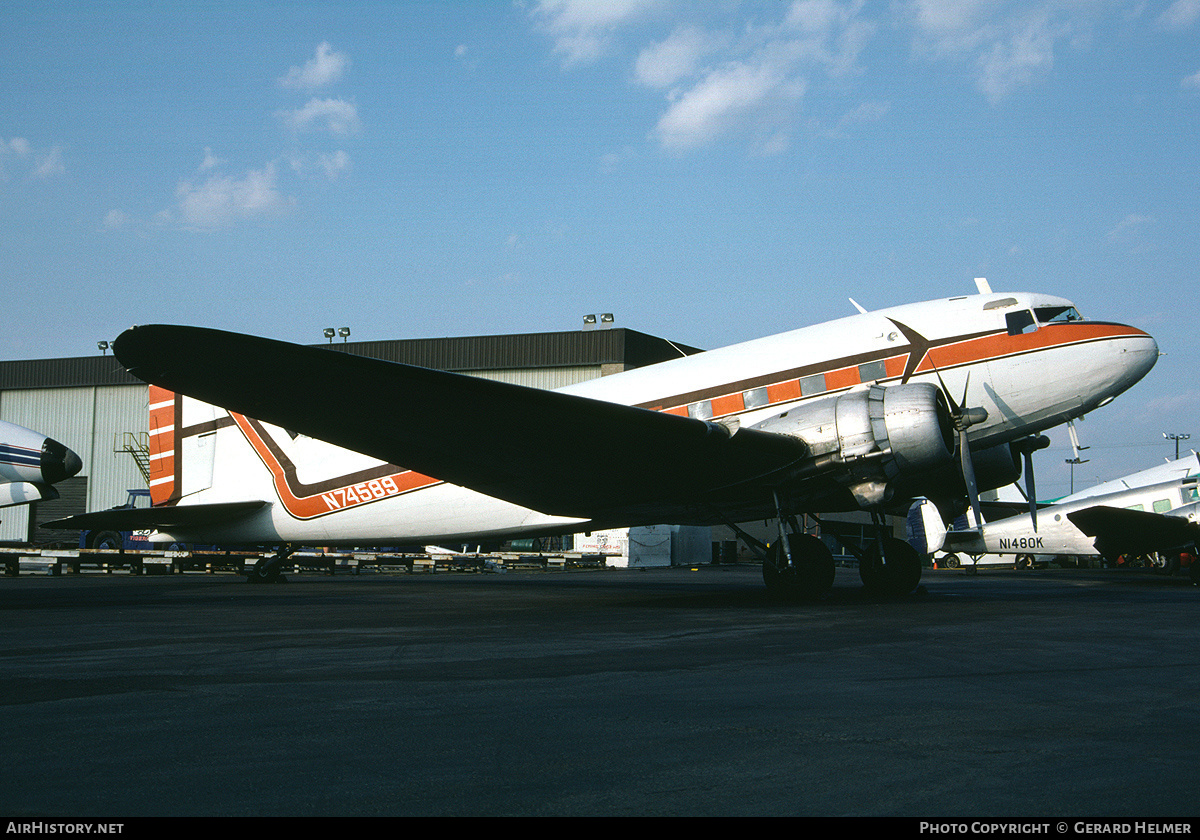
3 0 1199 497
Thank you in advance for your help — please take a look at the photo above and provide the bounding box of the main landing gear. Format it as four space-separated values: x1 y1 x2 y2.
762 532 836 601
856 510 922 597
757 493 836 601
756 503 922 600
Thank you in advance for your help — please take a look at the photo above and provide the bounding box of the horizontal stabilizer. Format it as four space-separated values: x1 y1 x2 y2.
44 500 269 532
1067 505 1197 557
943 529 983 546
110 325 810 521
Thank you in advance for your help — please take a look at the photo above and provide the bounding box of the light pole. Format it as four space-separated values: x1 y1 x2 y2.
1164 432 1191 460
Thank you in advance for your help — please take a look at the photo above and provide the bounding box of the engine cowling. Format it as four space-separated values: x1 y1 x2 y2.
749 383 956 507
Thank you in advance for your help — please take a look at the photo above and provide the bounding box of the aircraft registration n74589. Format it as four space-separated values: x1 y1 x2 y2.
50 288 1158 597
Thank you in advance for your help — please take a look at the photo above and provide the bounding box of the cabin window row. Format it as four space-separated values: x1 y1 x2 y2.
684 360 893 420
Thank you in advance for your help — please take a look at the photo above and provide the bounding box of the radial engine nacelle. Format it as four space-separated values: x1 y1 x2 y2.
749 383 957 507
0 420 84 509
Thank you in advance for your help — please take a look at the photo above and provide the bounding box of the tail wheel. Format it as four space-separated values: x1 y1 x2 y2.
860 538 922 597
762 534 835 601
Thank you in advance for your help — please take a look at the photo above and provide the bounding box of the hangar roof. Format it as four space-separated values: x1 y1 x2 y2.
0 328 703 391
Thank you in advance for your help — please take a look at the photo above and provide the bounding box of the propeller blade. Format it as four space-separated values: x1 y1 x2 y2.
928 361 987 525
960 429 983 526
1011 435 1050 531
1024 449 1037 530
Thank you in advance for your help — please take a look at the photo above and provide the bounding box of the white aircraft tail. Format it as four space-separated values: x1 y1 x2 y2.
148 386 421 519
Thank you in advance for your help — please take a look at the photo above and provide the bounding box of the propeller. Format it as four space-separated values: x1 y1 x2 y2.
932 367 989 528
1012 434 1051 529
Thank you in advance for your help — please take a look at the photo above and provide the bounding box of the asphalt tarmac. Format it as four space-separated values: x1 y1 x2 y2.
1 565 1197 818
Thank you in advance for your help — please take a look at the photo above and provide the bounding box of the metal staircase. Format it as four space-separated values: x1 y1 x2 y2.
115 432 151 486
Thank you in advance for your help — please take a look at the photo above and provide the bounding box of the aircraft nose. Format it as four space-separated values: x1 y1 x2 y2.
1126 332 1160 381
41 437 83 485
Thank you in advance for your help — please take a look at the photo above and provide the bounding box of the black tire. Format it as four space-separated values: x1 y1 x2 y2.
944 553 961 569
246 556 287 584
860 538 922 597
91 531 123 551
1150 552 1181 575
762 534 835 601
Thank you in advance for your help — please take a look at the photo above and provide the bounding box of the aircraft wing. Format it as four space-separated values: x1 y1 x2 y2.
111 326 811 521
1066 505 1198 557
44 500 270 532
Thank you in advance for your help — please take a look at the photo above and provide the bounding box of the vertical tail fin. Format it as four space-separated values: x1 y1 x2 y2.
147 387 217 506
148 386 178 506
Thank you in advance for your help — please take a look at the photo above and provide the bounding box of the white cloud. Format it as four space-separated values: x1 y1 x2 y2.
975 11 1061 102
903 2 1087 102
2 138 64 180
532 0 665 66
33 147 65 178
1108 213 1152 236
103 209 130 229
1159 0 1200 30
4 137 31 156
635 26 721 89
1107 213 1155 253
279 42 349 90
174 162 289 229
288 151 351 181
782 0 876 78
906 0 997 41
1183 69 1200 89
200 147 224 171
527 0 885 152
317 151 351 180
655 59 806 150
826 99 890 136
282 97 360 135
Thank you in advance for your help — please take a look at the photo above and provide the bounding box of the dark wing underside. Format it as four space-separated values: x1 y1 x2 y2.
44 500 268 532
1067 505 1198 557
111 325 813 522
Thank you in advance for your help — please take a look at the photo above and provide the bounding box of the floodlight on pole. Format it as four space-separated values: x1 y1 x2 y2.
1164 432 1191 460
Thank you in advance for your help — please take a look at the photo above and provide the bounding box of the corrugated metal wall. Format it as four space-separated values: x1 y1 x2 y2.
89 385 151 510
0 384 148 541
468 366 600 390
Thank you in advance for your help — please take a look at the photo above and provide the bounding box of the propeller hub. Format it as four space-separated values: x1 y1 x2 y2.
953 406 988 432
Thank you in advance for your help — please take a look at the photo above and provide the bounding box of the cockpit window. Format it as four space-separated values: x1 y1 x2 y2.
1035 306 1082 324
1005 310 1038 336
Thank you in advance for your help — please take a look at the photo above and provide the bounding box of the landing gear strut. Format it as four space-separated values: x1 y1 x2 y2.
762 533 836 600
247 546 292 584
759 493 835 600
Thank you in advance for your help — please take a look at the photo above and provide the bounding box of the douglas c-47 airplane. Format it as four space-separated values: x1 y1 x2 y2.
1 420 83 508
49 285 1158 597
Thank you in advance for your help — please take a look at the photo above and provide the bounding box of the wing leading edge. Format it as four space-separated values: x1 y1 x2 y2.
112 325 810 522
